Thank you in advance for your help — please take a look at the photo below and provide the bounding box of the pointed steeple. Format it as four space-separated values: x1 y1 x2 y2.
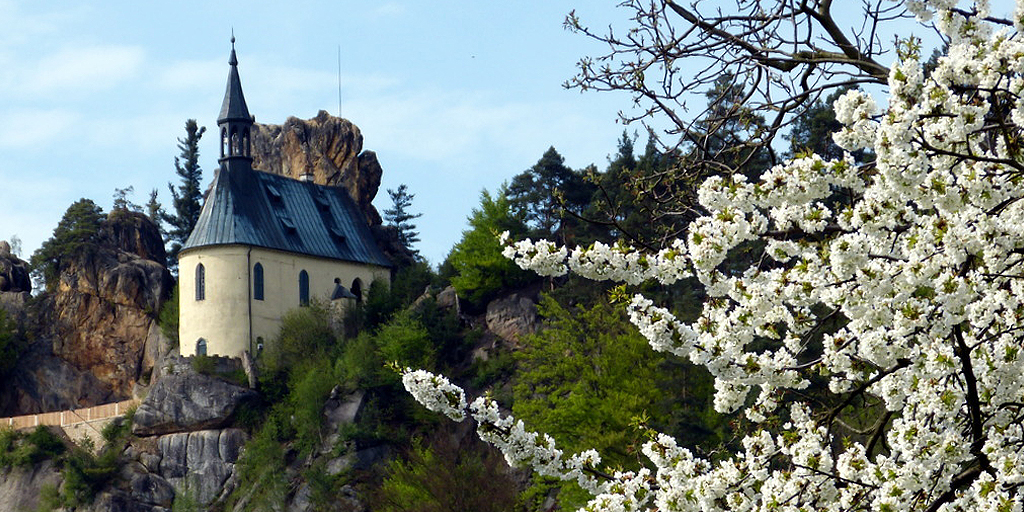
218 35 254 164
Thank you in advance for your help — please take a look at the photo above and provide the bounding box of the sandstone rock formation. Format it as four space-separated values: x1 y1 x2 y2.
251 110 383 226
0 211 173 415
50 210 174 398
485 291 540 345
155 428 247 505
132 359 257 437
0 460 63 512
0 240 30 293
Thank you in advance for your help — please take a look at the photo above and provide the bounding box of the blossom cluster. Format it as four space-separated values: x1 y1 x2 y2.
407 1 1024 510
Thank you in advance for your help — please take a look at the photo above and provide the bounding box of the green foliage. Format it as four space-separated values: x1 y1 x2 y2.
468 347 516 389
233 412 290 509
362 279 402 330
61 442 119 507
100 407 135 444
377 429 518 512
30 198 106 291
336 331 386 389
289 359 340 456
585 133 683 246
191 354 216 375
390 260 442 308
513 297 665 469
507 146 595 242
786 87 873 163
170 480 201 512
263 302 338 378
447 186 534 308
164 119 206 260
37 483 62 512
158 283 179 347
384 184 423 255
375 311 435 372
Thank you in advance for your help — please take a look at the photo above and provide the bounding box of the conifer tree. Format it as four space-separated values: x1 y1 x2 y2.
145 188 164 230
384 184 423 255
164 119 206 261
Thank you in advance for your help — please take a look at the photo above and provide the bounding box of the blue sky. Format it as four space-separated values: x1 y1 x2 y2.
0 1 635 266
0 1 954 267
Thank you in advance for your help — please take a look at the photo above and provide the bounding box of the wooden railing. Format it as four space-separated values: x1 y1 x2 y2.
0 399 140 430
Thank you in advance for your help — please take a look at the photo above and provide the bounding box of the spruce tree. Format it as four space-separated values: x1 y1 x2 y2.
384 184 423 254
164 119 206 261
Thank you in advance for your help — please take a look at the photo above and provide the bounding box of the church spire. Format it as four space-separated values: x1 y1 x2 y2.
218 35 253 163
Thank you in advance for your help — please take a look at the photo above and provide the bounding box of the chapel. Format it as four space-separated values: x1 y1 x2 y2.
178 39 392 358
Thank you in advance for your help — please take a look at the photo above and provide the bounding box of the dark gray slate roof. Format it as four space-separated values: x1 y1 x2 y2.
219 47 252 124
182 165 392 268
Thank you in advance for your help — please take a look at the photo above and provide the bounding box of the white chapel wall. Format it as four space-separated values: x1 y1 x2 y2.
179 244 390 359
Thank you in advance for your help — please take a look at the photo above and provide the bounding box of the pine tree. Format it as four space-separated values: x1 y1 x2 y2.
164 119 206 260
383 184 423 254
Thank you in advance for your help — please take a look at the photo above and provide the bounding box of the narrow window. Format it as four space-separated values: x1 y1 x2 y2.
299 270 310 306
351 278 363 304
253 262 264 301
196 338 207 356
196 263 206 301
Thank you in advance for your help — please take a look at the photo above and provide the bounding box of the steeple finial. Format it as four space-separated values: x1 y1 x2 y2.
228 31 238 66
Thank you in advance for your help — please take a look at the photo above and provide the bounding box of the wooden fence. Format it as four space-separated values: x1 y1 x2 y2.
0 399 139 430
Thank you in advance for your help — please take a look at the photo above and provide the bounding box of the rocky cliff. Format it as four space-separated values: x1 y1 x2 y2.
48 210 174 399
0 211 174 415
251 110 384 227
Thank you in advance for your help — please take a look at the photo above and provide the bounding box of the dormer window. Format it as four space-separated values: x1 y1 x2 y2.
265 183 282 202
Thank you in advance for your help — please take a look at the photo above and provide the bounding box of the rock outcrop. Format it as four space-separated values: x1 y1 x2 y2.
485 291 540 345
0 460 63 512
132 361 256 437
0 211 173 415
49 210 174 398
251 110 383 226
0 240 30 294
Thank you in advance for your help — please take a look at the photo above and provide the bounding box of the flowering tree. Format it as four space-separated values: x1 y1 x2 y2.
404 1 1024 511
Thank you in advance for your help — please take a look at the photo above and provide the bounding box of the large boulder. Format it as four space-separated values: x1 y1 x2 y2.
485 292 540 345
132 368 257 436
251 110 383 226
156 428 247 506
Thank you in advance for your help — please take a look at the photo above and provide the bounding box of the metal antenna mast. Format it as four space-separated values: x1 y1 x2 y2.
342 44 346 117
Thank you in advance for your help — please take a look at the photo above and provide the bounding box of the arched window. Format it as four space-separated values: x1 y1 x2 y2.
195 263 206 301
351 278 363 304
196 338 207 356
299 270 310 306
253 262 264 301
220 128 227 158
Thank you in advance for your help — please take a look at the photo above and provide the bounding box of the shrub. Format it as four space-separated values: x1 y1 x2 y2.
375 311 434 372
158 284 179 347
377 427 518 512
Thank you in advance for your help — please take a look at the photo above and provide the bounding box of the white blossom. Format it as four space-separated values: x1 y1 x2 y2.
405 3 1024 511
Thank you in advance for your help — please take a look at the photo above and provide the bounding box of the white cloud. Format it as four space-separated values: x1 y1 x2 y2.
0 108 80 149
154 58 224 92
16 45 145 96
